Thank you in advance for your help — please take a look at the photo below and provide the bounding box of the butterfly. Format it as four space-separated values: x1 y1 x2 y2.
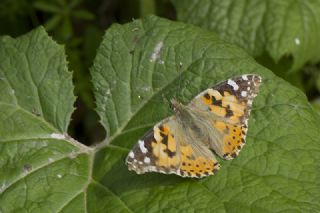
126 74 262 178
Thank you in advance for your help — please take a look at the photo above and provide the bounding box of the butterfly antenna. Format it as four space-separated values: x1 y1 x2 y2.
161 93 170 106
176 61 183 101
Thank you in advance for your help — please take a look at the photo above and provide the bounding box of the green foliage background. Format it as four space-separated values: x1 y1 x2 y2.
0 0 320 212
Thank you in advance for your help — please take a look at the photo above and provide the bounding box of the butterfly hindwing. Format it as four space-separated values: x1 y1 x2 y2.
126 117 181 175
189 74 262 160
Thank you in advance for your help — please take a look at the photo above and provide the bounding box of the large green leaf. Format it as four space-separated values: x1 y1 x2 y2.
0 27 91 212
0 27 76 133
172 0 320 72
91 15 320 212
1 16 320 213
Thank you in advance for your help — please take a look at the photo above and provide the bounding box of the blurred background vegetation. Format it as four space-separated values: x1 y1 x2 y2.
1 0 319 145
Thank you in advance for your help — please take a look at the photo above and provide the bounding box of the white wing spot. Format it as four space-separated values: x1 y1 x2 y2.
128 151 135 158
138 140 148 153
57 174 62 178
144 157 151 164
227 79 239 90
241 91 247 97
242 75 248 80
294 38 300 45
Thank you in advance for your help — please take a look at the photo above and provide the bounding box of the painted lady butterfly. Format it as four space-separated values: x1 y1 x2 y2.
126 74 262 178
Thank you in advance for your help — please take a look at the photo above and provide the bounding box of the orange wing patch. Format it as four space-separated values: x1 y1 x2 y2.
213 121 247 160
179 145 220 178
152 124 180 169
220 92 246 123
202 89 243 121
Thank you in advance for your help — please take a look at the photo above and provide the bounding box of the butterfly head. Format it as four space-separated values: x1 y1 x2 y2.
170 99 186 115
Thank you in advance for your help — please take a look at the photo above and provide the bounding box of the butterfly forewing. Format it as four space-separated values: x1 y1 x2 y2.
189 74 262 160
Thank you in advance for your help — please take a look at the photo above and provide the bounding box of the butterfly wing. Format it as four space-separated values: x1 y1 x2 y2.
126 74 261 178
189 74 262 160
126 116 220 178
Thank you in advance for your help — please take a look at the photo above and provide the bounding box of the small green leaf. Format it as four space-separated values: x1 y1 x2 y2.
33 1 61 13
0 27 75 132
172 0 320 72
44 15 63 31
71 10 95 20
69 0 82 9
59 17 73 40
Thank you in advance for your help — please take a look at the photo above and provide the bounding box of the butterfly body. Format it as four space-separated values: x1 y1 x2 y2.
126 74 262 178
172 100 223 151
